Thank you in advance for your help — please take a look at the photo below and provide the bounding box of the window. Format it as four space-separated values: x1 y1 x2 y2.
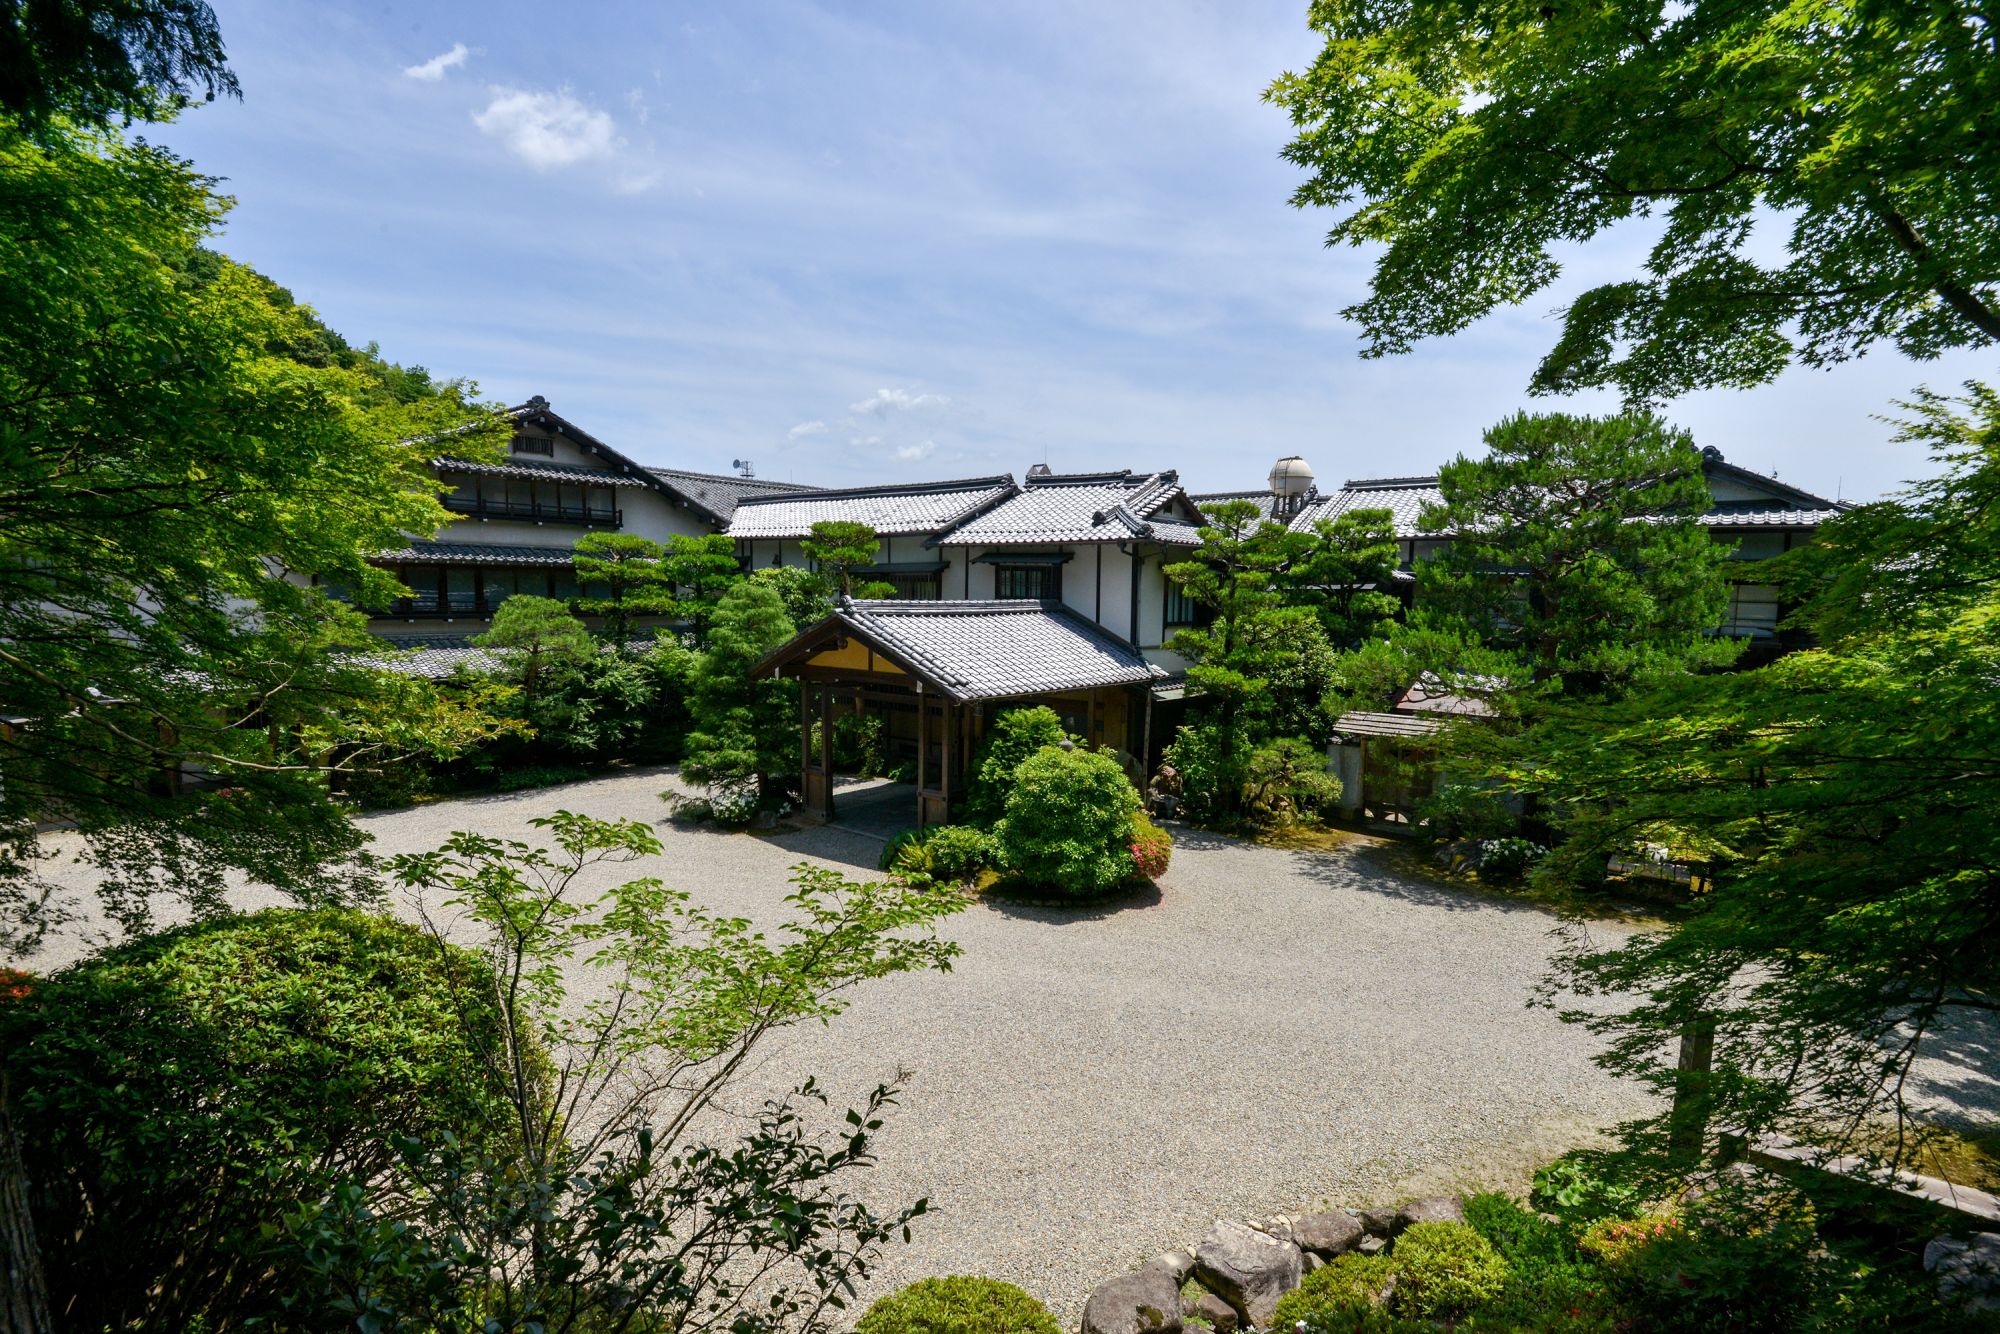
994 564 1056 600
1164 583 1199 626
513 432 554 456
1719 583 1781 639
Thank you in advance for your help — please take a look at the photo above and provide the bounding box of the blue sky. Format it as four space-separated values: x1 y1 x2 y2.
158 0 1994 499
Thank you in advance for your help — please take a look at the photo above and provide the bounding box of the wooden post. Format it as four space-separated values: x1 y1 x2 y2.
1668 1014 1718 1167
1141 686 1153 776
915 683 928 828
819 683 835 785
940 697 954 813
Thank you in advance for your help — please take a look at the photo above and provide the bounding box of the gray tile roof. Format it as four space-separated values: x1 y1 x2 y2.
433 456 654 487
1295 476 1844 538
1191 490 1292 521
939 470 1204 547
1334 710 1445 739
649 468 820 521
727 476 1014 539
1699 505 1847 528
821 599 1164 702
357 642 502 679
374 540 576 566
1290 479 1443 537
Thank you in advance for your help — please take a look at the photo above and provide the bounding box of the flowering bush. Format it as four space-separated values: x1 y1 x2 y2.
1477 835 1548 884
1129 814 1172 880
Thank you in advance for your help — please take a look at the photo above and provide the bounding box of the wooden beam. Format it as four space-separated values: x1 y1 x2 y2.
915 683 928 828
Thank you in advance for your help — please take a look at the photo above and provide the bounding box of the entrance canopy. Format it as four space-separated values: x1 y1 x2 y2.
755 597 1164 704
754 598 1164 826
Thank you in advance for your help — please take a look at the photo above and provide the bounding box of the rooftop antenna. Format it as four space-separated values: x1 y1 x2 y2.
731 458 755 479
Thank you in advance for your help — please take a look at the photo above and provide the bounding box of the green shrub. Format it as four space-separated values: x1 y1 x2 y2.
1529 1150 1650 1232
1241 736 1342 826
992 746 1142 896
881 827 927 871
854 1275 1062 1334
964 706 1069 825
1271 1253 1402 1329
1 908 515 1333
1162 721 1236 824
1390 1221 1510 1318
1415 782 1515 842
924 825 993 881
1590 1181 1824 1334
494 763 593 791
1460 1193 1620 1332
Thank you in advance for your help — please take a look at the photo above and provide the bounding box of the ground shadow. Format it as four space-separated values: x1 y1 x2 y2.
1288 840 1557 917
977 878 1164 924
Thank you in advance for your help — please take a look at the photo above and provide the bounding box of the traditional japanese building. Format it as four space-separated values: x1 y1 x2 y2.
368 395 815 637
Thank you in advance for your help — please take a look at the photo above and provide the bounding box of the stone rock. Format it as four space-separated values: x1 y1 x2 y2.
1359 1207 1400 1237
1189 1292 1238 1333
1357 1233 1388 1255
1291 1210 1365 1257
1194 1219 1304 1330
1302 1251 1324 1274
1397 1196 1466 1230
1082 1266 1185 1334
1926 1233 2000 1313
1149 1249 1197 1287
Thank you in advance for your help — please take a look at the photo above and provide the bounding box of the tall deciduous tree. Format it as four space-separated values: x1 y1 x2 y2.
1164 501 1315 813
1527 384 2000 1178
1418 411 1736 698
1267 0 2000 400
0 0 237 138
0 120 508 951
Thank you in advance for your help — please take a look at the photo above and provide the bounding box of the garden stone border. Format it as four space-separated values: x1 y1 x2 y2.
1078 1196 1465 1334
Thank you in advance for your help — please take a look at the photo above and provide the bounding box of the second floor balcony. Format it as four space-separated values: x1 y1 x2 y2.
441 493 621 527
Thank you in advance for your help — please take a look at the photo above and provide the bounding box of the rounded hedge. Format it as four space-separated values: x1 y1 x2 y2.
1270 1252 1401 1329
855 1275 1062 1334
991 745 1142 896
1 907 514 1332
1391 1221 1510 1318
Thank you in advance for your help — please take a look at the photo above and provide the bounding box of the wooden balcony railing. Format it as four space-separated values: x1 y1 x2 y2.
441 495 621 527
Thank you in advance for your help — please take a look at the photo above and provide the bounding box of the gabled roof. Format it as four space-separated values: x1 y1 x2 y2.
375 540 574 567
937 469 1205 547
755 598 1164 703
727 476 1015 540
649 468 820 522
507 397 784 527
1289 453 1847 539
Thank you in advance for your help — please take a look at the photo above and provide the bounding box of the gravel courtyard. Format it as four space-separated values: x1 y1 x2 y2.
22 768 1654 1320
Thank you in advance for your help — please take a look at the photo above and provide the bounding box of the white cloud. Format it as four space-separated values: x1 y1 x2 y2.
895 440 937 462
473 88 619 170
787 420 828 439
404 43 469 81
850 387 949 416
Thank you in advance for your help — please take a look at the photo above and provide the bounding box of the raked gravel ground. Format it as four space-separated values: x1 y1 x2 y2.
20 768 1658 1324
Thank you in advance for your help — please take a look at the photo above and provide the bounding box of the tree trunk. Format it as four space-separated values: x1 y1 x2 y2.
1667 1014 1717 1168
0 1073 54 1334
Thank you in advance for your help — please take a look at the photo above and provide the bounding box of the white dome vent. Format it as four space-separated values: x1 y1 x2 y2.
1268 455 1316 514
